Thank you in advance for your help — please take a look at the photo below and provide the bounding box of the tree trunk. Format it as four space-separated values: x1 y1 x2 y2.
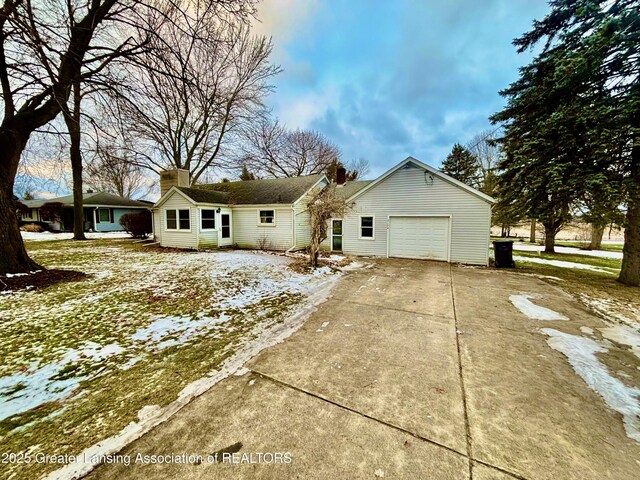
588 224 605 250
529 218 536 243
0 133 43 274
543 227 556 253
618 140 640 286
63 80 86 240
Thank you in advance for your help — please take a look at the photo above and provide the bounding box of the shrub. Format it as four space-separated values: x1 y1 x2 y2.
120 211 152 238
20 223 45 233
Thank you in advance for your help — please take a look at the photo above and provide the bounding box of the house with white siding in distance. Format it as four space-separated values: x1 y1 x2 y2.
153 157 495 265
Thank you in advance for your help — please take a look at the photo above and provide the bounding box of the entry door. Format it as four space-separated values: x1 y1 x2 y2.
220 214 231 245
388 216 449 261
331 219 343 251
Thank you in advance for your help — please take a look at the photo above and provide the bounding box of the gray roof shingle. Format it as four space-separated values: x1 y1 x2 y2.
196 175 325 205
175 187 230 204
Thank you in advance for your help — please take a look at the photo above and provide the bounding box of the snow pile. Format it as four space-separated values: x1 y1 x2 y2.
513 255 616 274
541 328 640 442
510 294 569 321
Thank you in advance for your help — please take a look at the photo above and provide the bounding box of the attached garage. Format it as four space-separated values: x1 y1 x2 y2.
331 157 494 266
388 216 450 261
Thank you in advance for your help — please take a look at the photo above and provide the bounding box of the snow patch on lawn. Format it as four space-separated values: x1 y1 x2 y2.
21 231 130 241
513 255 616 274
599 325 640 360
541 328 640 442
512 243 622 259
510 294 569 321
579 295 640 330
0 342 125 422
131 314 230 351
44 270 341 480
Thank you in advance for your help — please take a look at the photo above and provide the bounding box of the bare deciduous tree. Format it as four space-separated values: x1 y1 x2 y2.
307 185 350 268
114 11 279 184
466 129 501 195
240 118 342 178
85 145 153 199
0 0 258 272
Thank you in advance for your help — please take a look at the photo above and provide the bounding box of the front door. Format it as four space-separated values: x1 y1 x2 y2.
331 219 343 251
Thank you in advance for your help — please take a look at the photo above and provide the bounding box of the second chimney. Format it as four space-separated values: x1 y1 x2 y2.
160 169 191 196
336 166 347 185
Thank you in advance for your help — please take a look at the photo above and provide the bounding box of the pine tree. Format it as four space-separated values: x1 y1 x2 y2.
441 144 478 186
491 0 638 280
239 165 256 181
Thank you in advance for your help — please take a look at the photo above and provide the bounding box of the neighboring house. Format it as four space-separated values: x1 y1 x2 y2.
153 157 495 265
20 192 151 232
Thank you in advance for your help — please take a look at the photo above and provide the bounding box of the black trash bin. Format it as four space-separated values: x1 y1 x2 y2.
493 240 515 268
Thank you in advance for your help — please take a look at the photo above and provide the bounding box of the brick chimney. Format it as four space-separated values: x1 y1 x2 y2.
160 169 190 196
336 166 346 186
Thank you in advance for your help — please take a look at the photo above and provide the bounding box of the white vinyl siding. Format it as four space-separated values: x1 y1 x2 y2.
157 191 198 249
341 164 491 265
292 177 328 249
231 207 294 251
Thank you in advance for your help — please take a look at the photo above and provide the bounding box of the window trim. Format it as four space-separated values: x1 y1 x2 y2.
98 207 112 223
359 215 375 240
200 208 216 231
165 208 191 232
331 218 343 251
257 209 276 227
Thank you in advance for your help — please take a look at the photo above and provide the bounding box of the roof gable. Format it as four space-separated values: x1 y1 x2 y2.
346 157 495 204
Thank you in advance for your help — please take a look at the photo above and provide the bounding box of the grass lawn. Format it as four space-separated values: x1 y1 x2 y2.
554 240 625 252
490 236 625 252
0 239 338 480
512 254 639 325
513 250 621 271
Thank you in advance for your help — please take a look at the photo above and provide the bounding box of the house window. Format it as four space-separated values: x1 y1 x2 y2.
179 209 190 229
259 209 275 225
360 216 374 239
98 208 111 223
166 210 177 229
166 209 190 230
24 209 32 219
201 209 216 230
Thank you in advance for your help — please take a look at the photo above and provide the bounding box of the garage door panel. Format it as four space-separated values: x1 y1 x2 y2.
389 216 449 260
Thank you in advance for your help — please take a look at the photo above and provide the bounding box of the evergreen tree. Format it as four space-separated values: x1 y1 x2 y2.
239 165 256 181
441 144 478 186
491 0 638 279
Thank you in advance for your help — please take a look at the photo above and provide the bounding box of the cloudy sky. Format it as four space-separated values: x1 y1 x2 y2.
253 0 550 177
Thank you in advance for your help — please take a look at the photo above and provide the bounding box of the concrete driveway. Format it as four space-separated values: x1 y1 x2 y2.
87 260 640 480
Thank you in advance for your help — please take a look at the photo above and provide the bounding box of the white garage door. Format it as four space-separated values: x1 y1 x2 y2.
388 216 450 261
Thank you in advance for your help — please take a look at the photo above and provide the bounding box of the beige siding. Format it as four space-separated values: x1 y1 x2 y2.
230 206 294 251
342 165 491 265
157 191 198 249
